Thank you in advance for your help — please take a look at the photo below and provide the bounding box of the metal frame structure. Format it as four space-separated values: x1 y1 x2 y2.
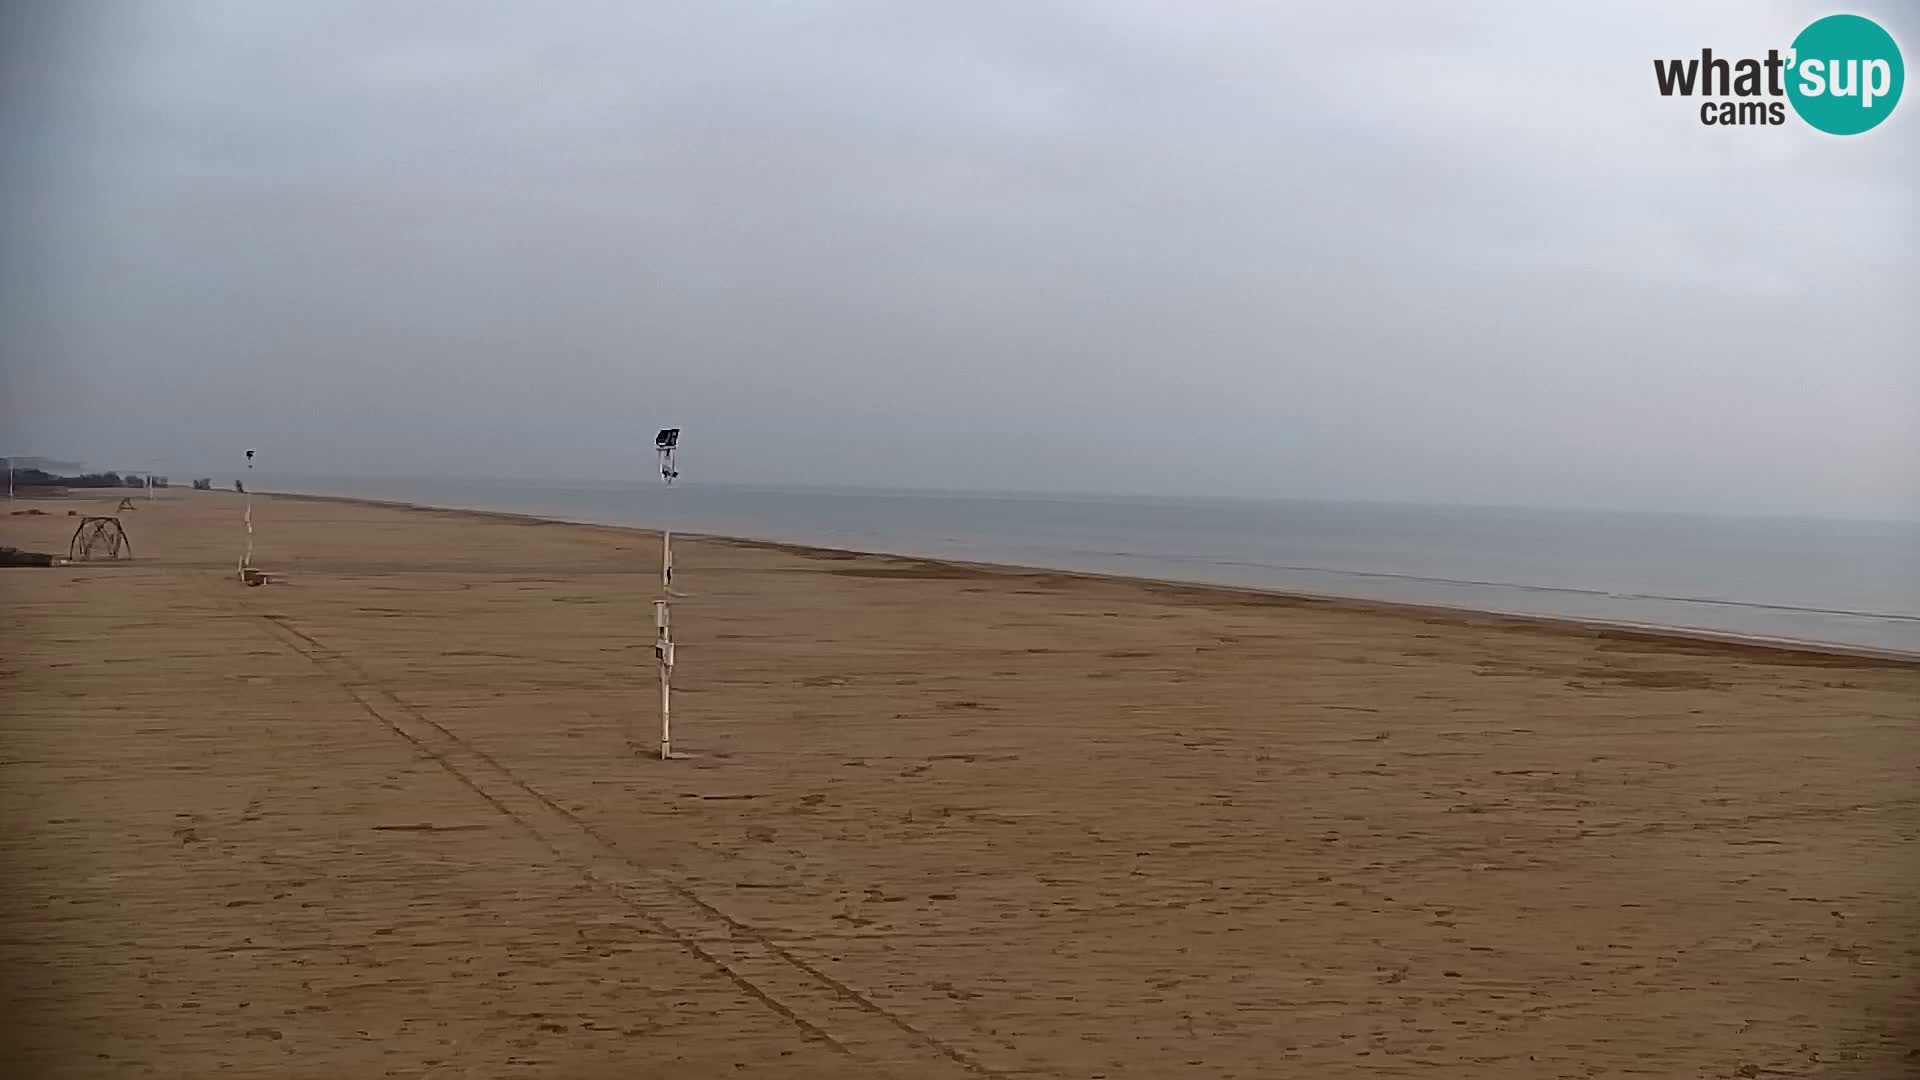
68 516 132 561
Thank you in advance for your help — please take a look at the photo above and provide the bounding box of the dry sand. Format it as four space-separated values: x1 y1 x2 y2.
1 490 1915 1079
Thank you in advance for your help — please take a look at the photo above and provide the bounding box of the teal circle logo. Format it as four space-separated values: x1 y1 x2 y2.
1787 14 1904 135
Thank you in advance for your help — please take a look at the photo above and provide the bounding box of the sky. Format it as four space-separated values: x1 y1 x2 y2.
0 1 1914 516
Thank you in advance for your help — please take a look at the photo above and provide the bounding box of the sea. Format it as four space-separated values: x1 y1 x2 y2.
264 474 1920 656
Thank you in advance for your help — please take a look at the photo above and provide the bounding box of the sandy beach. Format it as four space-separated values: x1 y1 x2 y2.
1 490 1914 1078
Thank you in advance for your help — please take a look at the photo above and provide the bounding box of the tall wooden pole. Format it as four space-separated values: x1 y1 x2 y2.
654 429 680 759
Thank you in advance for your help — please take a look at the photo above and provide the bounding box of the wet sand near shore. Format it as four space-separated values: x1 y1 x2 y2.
2 491 1915 1078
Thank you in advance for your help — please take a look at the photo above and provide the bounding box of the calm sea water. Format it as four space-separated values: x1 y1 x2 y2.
266 474 1920 655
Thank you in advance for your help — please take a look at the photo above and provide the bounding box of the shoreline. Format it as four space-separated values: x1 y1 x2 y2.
263 488 1920 669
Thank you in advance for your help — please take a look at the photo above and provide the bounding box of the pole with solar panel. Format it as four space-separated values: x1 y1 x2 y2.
654 427 682 759
241 449 255 574
237 448 268 585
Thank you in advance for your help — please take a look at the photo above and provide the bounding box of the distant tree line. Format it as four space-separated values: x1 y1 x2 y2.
9 467 169 490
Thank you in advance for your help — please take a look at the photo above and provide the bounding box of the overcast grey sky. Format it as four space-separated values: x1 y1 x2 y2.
1 1 1914 515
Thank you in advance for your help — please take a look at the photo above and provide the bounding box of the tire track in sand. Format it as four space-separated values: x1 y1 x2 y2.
204 579 998 1080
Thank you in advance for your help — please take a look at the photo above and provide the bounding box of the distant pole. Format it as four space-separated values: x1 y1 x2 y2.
654 428 681 760
241 448 255 576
